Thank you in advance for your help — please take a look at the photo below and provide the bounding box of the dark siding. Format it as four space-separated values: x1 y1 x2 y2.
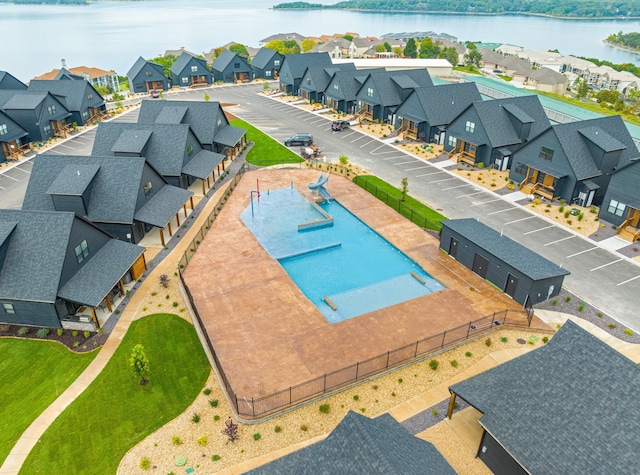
5 109 43 142
0 299 61 328
599 163 640 225
59 218 112 288
134 165 168 212
478 431 529 475
93 222 135 243
444 108 490 164
51 194 88 215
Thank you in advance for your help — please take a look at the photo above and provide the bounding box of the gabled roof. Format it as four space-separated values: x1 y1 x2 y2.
441 219 570 280
92 123 191 177
110 129 153 154
260 32 306 44
548 116 639 180
137 100 246 148
23 155 166 224
211 49 249 73
398 82 482 126
170 51 208 75
0 110 28 143
0 210 75 302
127 56 164 80
247 411 456 474
251 48 283 70
54 68 85 81
450 320 640 475
280 52 332 79
300 64 355 93
28 79 104 112
325 69 382 101
463 95 550 148
1 91 48 110
133 185 193 228
360 69 433 106
181 149 224 179
0 71 27 91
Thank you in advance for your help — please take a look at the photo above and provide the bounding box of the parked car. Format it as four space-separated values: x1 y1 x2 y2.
284 133 313 147
150 90 160 98
331 120 350 132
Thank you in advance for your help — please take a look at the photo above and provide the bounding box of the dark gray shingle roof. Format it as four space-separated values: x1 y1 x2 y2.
251 48 281 70
110 129 153 154
134 185 193 228
28 79 104 112
281 52 332 79
181 149 224 179
0 210 74 302
46 163 100 196
211 49 249 73
57 239 144 307
127 56 164 80
247 411 456 474
401 82 482 126
170 51 207 75
0 71 27 90
450 320 640 475
442 218 569 280
154 106 189 124
213 125 245 147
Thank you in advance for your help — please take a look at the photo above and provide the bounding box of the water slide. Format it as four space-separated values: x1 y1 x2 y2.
308 173 329 190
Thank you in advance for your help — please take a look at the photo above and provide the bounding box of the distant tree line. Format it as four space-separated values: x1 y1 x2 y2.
606 31 640 50
274 0 640 18
579 56 640 79
1 0 88 3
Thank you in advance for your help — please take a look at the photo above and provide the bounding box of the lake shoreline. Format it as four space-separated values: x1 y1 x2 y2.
603 40 640 55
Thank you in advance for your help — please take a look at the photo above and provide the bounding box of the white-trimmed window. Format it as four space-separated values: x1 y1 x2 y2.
2 303 15 314
191 65 198 72
0 124 7 136
367 87 374 97
181 77 189 84
539 146 554 161
82 111 89 121
274 60 280 67
43 124 52 135
465 121 475 133
448 135 457 147
143 181 153 198
333 84 339 91
48 105 56 115
74 240 90 264
608 199 626 217
265 70 271 77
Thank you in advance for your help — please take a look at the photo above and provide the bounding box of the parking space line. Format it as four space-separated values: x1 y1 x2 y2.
471 198 503 206
456 191 485 198
523 224 554 235
590 258 623 271
405 165 430 171
566 247 598 258
13 167 31 174
487 207 517 215
503 216 536 225
341 131 357 138
1 173 17 181
416 171 444 177
350 136 366 143
428 177 458 184
617 275 640 286
382 155 407 161
544 235 575 246
360 140 375 148
394 160 419 166
441 184 472 191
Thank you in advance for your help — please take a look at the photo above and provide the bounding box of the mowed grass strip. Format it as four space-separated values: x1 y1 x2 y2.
353 175 447 231
231 118 303 166
20 314 210 475
0 339 98 465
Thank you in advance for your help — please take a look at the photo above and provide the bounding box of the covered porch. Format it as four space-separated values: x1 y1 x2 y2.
448 138 482 166
58 240 146 330
134 185 194 247
396 115 423 141
189 75 209 88
214 126 247 160
87 105 108 124
518 161 566 201
234 71 251 83
617 205 640 242
182 148 226 198
51 116 72 138
357 101 376 122
145 80 164 91
1 134 30 161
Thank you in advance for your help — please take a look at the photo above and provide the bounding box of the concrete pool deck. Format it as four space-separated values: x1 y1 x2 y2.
183 168 533 400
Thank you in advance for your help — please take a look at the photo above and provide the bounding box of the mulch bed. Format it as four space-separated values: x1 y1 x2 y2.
0 324 105 352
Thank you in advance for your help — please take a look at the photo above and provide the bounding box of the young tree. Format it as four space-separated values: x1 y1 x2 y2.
221 417 239 443
383 42 392 52
264 39 286 54
419 37 441 58
400 177 409 202
439 47 459 66
464 49 482 68
229 43 249 58
576 79 590 99
204 92 210 102
403 38 417 58
375 44 386 53
283 40 301 54
302 38 316 52
342 34 354 41
149 54 177 78
129 344 150 386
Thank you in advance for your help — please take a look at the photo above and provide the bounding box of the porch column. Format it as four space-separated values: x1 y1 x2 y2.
90 307 100 329
207 176 211 189
106 295 112 312
446 392 457 419
118 280 125 296
183 204 188 217
222 160 225 171
175 212 181 227
217 164 221 176
190 196 194 210
159 229 165 246
201 180 205 195
167 222 173 237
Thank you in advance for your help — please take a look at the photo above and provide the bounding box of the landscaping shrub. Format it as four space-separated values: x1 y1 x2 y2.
450 360 458 368
465 351 472 357
353 395 359 401
192 413 200 423
501 336 508 343
36 328 50 339
542 336 549 343
211 455 221 462
565 296 572 302
209 399 218 407
431 409 438 416
429 360 439 370
624 329 633 336
172 436 183 445
84 331 91 339
300 424 308 431
485 337 492 347
213 415 220 421
140 456 151 470
319 404 330 414
18 327 29 336
253 433 261 441
203 388 212 395
159 274 170 288
197 436 207 446
222 417 239 443
57 328 64 336
274 425 282 433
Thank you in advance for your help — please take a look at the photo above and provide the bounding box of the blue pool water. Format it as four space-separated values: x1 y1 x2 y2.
241 188 444 323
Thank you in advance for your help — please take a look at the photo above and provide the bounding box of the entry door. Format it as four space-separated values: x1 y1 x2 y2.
472 253 489 278
504 273 519 298
449 237 459 259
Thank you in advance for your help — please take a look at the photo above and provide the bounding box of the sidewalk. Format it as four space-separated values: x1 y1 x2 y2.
0 155 248 475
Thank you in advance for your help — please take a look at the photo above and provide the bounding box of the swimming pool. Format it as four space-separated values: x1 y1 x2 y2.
241 187 444 323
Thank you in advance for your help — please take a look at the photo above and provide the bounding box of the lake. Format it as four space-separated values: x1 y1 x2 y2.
2 0 640 81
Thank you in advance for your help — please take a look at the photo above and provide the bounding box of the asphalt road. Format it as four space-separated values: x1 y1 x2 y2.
2 82 638 332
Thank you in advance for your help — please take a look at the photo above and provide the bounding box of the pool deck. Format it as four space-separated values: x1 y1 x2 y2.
183 168 535 399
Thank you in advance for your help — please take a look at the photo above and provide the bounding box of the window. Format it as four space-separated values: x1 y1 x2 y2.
87 93 93 101
608 199 626 217
465 121 475 133
82 111 89 121
234 62 240 69
187 144 193 154
74 240 90 264
43 124 52 135
274 60 280 66
514 163 528 176
265 70 271 77
0 124 7 136
306 78 311 84
48 105 56 115
217 118 222 126
143 181 153 198
191 65 198 72
2 303 15 314
145 71 153 78
333 84 339 91
367 87 374 97
181 77 189 84
539 146 554 161
283 72 289 79
448 135 457 147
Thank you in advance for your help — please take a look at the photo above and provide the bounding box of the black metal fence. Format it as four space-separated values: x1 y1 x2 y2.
177 166 541 420
352 175 444 231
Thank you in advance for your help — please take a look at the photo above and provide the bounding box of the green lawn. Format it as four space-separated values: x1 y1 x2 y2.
0 339 98 465
20 314 210 475
231 118 303 166
353 175 447 231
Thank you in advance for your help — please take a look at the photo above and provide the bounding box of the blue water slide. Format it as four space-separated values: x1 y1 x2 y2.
308 173 329 190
